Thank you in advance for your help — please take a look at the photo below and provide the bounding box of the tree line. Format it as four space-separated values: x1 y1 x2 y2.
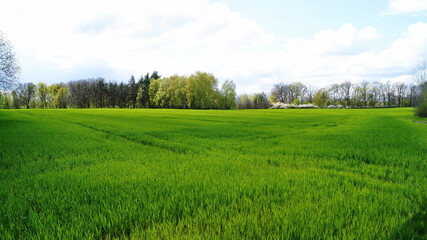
1 72 426 110
0 71 237 110
237 62 426 109
0 30 426 112
264 80 423 108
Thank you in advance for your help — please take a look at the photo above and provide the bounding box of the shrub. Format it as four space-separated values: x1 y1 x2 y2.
415 102 427 117
326 105 343 109
270 103 319 109
415 91 427 118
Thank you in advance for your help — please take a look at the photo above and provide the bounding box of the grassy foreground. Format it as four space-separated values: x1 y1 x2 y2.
0 108 426 239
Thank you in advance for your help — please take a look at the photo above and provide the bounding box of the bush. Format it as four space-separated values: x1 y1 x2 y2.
326 105 343 109
416 91 427 118
415 103 427 117
270 102 319 109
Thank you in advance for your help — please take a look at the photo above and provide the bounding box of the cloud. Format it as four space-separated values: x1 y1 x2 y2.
0 0 274 85
1 0 427 94
265 22 427 89
283 23 379 56
383 0 427 15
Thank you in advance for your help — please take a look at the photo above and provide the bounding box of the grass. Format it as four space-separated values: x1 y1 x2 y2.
0 108 426 239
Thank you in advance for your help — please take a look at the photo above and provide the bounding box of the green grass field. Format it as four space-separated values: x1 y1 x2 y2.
1 108 426 239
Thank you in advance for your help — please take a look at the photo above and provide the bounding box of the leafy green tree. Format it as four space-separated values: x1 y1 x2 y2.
19 83 36 109
415 89 427 117
37 82 48 108
185 72 218 109
220 80 236 109
1 92 11 109
48 84 61 108
11 90 20 108
0 92 5 108
313 89 329 108
149 78 160 108
154 77 170 108
136 86 147 108
168 75 187 109
53 87 68 108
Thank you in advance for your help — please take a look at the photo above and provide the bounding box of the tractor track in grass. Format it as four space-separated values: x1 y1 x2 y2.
415 120 427 125
17 111 191 154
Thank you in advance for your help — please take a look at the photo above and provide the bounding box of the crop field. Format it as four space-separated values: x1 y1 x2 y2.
0 108 426 239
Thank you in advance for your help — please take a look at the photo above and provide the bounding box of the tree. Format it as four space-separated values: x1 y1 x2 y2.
150 71 161 80
0 92 11 109
19 83 36 109
368 81 380 107
149 78 160 108
288 82 307 103
271 83 290 103
329 83 340 105
340 81 352 107
393 82 407 108
408 84 422 107
167 75 187 109
220 80 236 109
0 31 21 90
37 82 48 108
185 72 218 109
53 87 68 108
415 89 427 117
11 90 20 108
313 89 329 108
354 81 369 107
237 94 253 109
127 75 137 108
94 78 107 108
153 77 170 108
252 92 270 109
413 60 427 89
117 82 128 108
107 82 118 108
136 74 151 108
136 85 147 108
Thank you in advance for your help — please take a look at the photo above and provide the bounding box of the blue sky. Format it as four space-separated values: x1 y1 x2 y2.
1 0 427 93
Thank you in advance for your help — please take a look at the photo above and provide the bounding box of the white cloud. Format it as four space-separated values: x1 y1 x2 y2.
383 0 427 15
0 0 274 84
1 0 427 94
276 22 427 88
283 23 379 56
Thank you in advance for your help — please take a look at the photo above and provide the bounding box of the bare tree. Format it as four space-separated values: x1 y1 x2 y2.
340 81 352 107
0 31 21 90
288 82 307 103
413 60 427 88
369 81 380 107
357 81 369 107
328 83 340 105
271 83 290 103
393 82 407 107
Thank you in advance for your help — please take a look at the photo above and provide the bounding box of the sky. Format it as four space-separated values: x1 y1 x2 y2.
1 0 427 94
